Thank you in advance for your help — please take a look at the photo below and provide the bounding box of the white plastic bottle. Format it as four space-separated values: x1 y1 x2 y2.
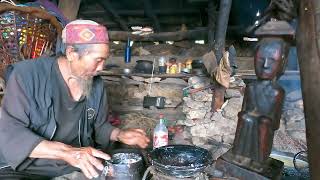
153 114 168 149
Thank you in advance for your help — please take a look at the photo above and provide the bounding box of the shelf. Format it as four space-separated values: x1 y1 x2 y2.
98 70 193 78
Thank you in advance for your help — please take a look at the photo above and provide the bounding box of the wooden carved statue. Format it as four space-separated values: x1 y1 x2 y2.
232 37 289 163
216 20 295 179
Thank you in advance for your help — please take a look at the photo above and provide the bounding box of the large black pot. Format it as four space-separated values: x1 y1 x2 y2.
150 145 213 178
134 60 153 74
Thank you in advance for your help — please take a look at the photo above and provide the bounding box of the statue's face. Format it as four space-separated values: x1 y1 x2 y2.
254 40 284 80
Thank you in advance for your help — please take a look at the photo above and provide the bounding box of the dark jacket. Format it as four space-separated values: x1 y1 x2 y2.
0 57 114 171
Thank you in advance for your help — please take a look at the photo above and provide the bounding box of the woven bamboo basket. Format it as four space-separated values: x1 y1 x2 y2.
0 2 62 78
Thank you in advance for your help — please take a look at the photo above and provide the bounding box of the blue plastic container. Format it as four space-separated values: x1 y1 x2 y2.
124 38 131 63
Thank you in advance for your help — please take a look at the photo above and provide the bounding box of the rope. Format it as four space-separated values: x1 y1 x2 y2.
147 58 156 96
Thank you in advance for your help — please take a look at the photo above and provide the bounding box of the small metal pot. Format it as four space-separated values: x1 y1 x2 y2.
123 68 131 75
103 152 144 180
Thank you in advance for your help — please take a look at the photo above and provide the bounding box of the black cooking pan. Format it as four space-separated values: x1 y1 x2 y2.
150 145 213 178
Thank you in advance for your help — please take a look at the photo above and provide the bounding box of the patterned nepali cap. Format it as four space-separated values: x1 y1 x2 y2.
62 20 109 44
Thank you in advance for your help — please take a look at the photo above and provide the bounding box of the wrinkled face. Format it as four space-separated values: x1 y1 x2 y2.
254 40 284 80
73 44 109 79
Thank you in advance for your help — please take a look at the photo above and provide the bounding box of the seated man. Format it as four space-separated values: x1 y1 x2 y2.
0 20 150 179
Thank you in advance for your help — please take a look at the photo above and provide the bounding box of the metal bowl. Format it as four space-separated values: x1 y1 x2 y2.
123 68 131 74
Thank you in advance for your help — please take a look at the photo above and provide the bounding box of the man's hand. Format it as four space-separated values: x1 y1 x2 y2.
30 140 110 179
63 147 110 179
113 128 150 148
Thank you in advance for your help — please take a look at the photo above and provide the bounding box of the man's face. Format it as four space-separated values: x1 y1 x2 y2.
254 40 283 80
67 43 109 97
76 44 109 79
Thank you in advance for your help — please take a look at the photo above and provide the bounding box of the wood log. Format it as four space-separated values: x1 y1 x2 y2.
208 0 216 50
296 0 320 179
211 83 226 112
214 0 232 62
108 28 208 41
58 0 81 20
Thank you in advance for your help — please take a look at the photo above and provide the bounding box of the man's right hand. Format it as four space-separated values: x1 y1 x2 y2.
63 147 110 179
30 140 110 179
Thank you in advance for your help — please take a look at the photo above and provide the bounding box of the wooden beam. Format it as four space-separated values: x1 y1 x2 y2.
58 0 81 20
101 21 150 28
96 16 200 26
106 26 243 40
208 0 216 50
143 0 161 32
97 0 129 31
108 28 208 41
79 9 200 16
214 0 232 62
296 0 320 179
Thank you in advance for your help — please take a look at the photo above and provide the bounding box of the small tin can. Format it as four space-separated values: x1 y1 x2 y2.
170 64 178 74
159 57 166 66
158 57 166 74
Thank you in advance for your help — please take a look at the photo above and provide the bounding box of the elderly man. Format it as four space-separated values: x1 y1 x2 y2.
0 20 150 179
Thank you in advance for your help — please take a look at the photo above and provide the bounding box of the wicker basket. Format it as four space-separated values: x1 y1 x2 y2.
0 3 62 77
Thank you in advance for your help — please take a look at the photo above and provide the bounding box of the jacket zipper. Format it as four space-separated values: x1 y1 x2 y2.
49 124 57 140
78 118 82 147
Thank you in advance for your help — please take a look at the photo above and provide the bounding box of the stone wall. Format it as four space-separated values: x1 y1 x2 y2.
273 89 307 153
174 77 245 159
104 75 187 120
104 73 307 158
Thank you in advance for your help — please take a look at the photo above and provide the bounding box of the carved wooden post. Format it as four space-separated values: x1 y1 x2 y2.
297 1 320 179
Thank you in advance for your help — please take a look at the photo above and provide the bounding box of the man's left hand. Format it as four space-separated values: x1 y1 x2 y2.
117 129 150 148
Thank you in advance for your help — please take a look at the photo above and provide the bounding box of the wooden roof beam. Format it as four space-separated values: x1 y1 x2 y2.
143 0 161 32
108 28 208 41
97 0 129 31
79 9 200 16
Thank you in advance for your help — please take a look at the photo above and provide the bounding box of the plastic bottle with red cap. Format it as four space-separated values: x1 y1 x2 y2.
153 113 168 149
